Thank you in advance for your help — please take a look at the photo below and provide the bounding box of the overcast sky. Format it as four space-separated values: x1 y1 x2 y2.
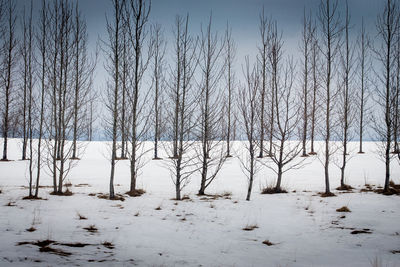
67 0 384 90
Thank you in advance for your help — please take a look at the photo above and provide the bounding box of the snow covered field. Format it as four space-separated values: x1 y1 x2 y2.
0 139 399 267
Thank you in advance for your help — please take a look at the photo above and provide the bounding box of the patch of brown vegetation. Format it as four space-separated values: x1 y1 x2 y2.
319 192 336 197
26 227 36 232
242 224 259 231
262 240 275 246
102 241 114 249
261 187 288 194
60 242 91 248
77 212 87 220
125 189 146 197
336 206 351 212
22 196 43 200
50 189 73 196
336 184 353 191
39 246 71 256
5 201 16 206
374 187 400 196
351 229 372 234
83 225 98 233
97 193 125 201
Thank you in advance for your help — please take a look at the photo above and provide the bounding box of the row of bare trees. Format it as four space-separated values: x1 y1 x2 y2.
1 0 400 200
0 0 97 198
101 0 400 200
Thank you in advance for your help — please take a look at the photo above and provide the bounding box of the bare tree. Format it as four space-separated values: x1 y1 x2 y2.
318 0 342 196
165 14 199 200
1 0 17 161
34 0 49 198
151 23 166 160
357 18 370 154
239 57 260 201
373 0 400 193
392 26 400 154
257 7 270 158
309 34 319 155
262 58 304 193
338 1 356 190
124 0 152 195
197 14 227 195
46 0 79 194
118 19 129 159
103 0 125 199
224 23 236 158
71 3 97 160
21 1 35 197
299 9 315 157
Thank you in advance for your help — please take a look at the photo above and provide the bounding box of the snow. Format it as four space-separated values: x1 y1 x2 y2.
0 139 399 266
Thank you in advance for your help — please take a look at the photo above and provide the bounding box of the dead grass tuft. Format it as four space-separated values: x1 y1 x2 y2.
336 184 353 191
77 212 87 220
261 186 288 194
39 246 71 257
262 240 275 246
336 206 351 212
319 192 336 197
242 224 259 231
83 225 98 233
50 189 73 196
26 226 36 232
102 241 114 249
97 193 125 201
22 195 43 200
125 189 146 197
5 201 16 206
351 229 372 234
